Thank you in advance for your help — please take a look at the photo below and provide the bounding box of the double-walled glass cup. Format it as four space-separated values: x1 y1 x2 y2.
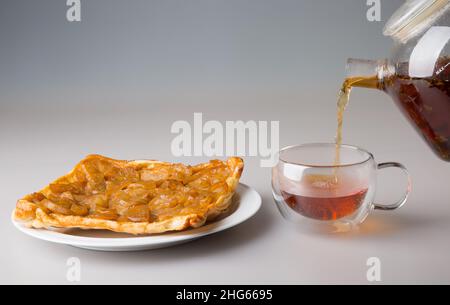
272 143 411 232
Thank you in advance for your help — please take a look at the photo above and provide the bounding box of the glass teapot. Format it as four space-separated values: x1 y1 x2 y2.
347 0 450 161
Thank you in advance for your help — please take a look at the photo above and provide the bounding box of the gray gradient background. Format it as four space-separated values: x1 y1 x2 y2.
1 0 450 284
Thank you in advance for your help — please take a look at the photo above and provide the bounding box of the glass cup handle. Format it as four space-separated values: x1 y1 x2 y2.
374 162 412 211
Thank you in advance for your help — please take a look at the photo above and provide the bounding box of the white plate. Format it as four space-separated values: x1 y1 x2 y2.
12 184 261 252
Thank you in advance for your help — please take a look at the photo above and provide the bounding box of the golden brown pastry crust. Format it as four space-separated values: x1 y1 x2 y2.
14 155 244 235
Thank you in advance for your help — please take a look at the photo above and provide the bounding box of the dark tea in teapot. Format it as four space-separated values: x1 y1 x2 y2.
337 57 450 162
385 58 450 161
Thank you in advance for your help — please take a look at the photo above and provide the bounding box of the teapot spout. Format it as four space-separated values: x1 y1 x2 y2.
346 58 394 89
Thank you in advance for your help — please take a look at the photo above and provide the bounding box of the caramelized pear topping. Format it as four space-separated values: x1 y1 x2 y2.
29 156 233 223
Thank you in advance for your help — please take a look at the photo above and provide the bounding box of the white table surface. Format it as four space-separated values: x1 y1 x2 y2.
2 89 449 285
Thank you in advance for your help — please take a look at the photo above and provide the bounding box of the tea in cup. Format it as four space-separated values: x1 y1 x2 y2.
272 143 411 232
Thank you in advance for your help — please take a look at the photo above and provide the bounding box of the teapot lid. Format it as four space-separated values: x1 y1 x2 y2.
384 0 450 43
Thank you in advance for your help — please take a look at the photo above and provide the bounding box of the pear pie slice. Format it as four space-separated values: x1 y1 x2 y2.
14 155 244 235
